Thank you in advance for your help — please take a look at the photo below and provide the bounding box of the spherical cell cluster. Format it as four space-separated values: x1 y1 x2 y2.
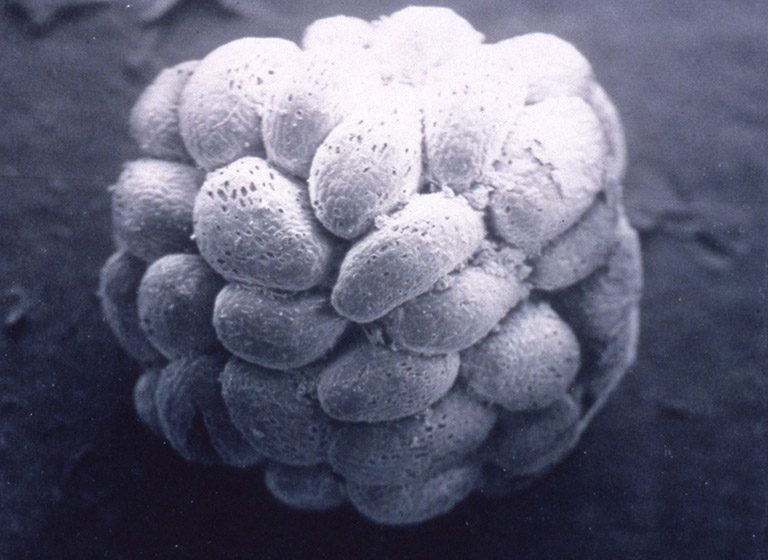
100 6 642 526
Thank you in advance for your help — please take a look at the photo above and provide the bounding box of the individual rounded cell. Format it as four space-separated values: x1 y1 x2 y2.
308 88 423 239
423 51 526 192
461 300 581 412
264 463 346 511
220 357 334 466
154 355 264 467
382 247 530 355
372 6 485 85
129 60 198 162
488 96 608 254
553 216 642 400
263 48 381 178
301 15 374 51
484 394 582 477
111 159 204 263
137 254 224 360
530 194 620 291
347 462 480 525
556 216 642 344
99 251 163 364
317 341 459 422
179 37 301 170
491 33 595 104
213 283 349 370
193 157 336 290
331 192 486 323
328 388 497 485
133 368 163 436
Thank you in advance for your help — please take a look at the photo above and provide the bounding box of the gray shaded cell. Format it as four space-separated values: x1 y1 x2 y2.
372 6 485 86
308 89 423 239
129 60 198 162
382 247 530 355
483 394 582 478
347 462 480 525
331 192 485 323
530 194 620 291
588 83 627 188
423 51 526 192
193 157 335 291
154 355 264 467
179 38 301 170
301 15 374 51
137 254 224 360
317 341 459 422
263 48 380 179
213 283 349 370
111 159 203 263
220 357 334 466
461 300 581 412
133 369 163 436
328 388 497 485
554 216 642 402
490 33 595 105
488 96 607 254
264 463 346 511
98 251 163 364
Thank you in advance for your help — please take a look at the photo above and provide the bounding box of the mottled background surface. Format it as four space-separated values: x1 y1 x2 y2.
1 1 766 558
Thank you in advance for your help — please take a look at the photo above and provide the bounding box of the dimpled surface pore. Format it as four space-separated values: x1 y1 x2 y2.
103 7 642 527
129 60 198 162
331 192 485 322
137 254 224 360
111 158 203 263
193 157 335 290
317 341 459 422
220 357 334 466
213 283 349 370
179 37 300 171
264 463 346 511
